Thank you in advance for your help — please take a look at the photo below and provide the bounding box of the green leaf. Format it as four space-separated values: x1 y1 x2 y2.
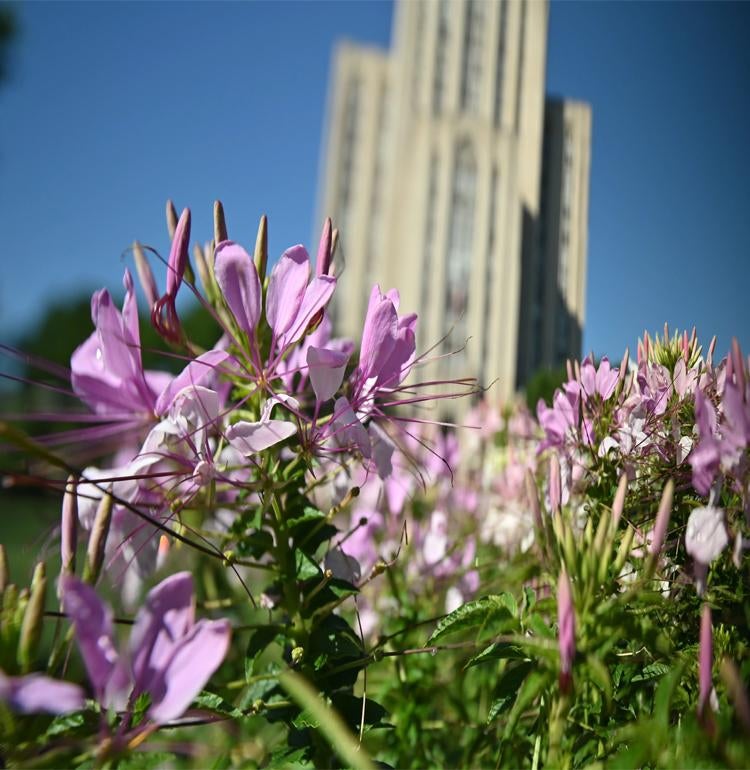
193 691 243 718
427 594 517 644
295 551 322 582
525 613 555 640
245 625 281 680
486 696 513 723
466 641 527 668
653 662 685 729
585 655 613 708
631 661 670 683
504 669 548 738
280 670 377 770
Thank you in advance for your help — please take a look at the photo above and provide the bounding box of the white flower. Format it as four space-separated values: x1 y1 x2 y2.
685 506 729 565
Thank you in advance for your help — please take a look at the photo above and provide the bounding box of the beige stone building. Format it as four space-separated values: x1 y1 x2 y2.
316 0 591 401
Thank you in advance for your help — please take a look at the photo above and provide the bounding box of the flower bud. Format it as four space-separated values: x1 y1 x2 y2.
60 476 78 585
731 337 746 397
83 489 113 584
610 474 628 531
524 469 544 533
0 543 8 594
557 568 575 692
612 525 635 576
18 562 46 672
617 347 629 387
165 198 179 239
648 479 674 559
213 200 228 247
133 241 159 310
549 454 561 514
253 214 268 283
316 218 333 276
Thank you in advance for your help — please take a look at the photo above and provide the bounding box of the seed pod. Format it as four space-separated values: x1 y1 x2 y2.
253 215 268 283
213 200 228 246
83 489 113 584
0 543 8 594
18 562 47 672
60 476 78 584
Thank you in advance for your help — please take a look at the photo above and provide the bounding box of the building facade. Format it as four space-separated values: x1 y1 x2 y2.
317 0 591 401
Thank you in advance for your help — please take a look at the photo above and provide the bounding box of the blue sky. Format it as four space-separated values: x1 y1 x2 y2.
1 1 748 365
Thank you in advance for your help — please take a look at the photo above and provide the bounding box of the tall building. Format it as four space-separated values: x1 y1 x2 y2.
317 0 591 402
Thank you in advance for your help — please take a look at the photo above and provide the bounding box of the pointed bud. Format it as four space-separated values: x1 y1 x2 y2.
617 348 629 386
165 199 179 239
573 359 581 383
214 200 228 246
166 208 191 299
731 338 746 397
682 330 690 362
0 544 8 593
663 322 669 345
525 469 543 533
331 228 340 266
156 534 170 572
316 218 333 276
549 454 561 514
566 359 574 382
83 489 113 584
611 474 628 531
707 335 717 368
613 525 635 576
18 562 46 672
557 568 575 692
60 476 78 585
648 479 674 559
637 338 644 365
193 243 212 296
133 241 159 309
253 215 268 283
698 604 713 718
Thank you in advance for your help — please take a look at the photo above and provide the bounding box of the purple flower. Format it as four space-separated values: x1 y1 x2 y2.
62 572 230 725
350 286 417 416
71 270 229 424
0 670 85 715
579 356 619 401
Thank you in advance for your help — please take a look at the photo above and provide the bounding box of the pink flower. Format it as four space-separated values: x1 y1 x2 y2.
62 572 230 725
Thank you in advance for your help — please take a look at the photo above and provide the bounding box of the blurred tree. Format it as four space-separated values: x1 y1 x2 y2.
524 364 567 411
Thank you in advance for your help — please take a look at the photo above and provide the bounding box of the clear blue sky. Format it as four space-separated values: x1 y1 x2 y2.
1 1 748 365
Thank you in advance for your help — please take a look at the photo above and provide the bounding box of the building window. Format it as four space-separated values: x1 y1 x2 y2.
460 0 485 114
420 153 440 318
444 140 477 365
336 75 361 248
364 81 389 307
493 0 508 127
514 0 526 133
432 0 450 116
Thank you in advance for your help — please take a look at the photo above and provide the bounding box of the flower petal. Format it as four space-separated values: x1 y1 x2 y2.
148 619 231 724
226 419 297 455
266 245 310 337
0 671 85 715
155 350 230 416
214 241 261 336
61 577 122 702
130 572 195 700
307 346 350 403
